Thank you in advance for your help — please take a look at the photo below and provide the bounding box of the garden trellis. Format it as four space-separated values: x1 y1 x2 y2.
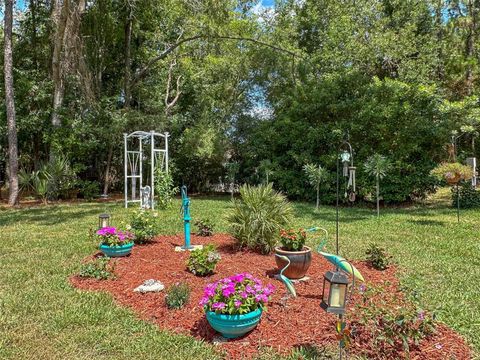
123 131 169 209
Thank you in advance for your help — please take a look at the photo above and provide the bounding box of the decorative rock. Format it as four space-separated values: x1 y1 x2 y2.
133 279 164 293
174 244 204 252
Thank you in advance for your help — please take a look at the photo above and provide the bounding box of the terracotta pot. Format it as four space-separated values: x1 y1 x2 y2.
274 246 312 279
446 173 461 185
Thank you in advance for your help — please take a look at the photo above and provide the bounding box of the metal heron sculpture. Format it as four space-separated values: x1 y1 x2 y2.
275 254 297 298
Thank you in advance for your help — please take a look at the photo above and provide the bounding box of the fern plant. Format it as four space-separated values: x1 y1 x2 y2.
227 184 292 254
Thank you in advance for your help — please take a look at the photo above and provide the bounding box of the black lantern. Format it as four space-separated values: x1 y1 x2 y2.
320 270 349 315
98 213 110 229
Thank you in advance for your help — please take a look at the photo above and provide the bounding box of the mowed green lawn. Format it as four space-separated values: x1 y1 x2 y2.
0 193 479 359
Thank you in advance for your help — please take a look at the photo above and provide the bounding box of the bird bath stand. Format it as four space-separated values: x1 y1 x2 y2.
174 185 203 252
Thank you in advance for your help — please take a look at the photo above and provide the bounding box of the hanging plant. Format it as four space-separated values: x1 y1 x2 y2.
431 162 473 185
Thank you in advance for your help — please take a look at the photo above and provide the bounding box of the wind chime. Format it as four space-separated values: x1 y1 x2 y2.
340 148 356 202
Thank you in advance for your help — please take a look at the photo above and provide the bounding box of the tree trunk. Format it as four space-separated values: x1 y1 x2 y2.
376 175 380 217
4 0 19 206
124 4 133 108
51 0 70 127
103 144 113 195
316 184 319 210
465 0 477 96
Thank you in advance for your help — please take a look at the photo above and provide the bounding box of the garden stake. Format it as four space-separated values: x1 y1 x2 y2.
181 185 193 250
457 183 460 223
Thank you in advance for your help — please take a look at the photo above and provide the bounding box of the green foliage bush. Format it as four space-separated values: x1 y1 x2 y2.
76 180 100 200
165 283 191 309
128 210 158 243
451 182 480 208
154 170 178 209
365 243 390 270
79 257 115 280
353 285 435 358
279 228 307 251
235 75 446 204
227 184 293 254
186 244 221 276
194 218 214 236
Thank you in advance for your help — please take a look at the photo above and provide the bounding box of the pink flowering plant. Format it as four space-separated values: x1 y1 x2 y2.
200 272 275 315
97 227 134 247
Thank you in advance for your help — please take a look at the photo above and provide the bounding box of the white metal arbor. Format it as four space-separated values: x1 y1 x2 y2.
124 131 169 209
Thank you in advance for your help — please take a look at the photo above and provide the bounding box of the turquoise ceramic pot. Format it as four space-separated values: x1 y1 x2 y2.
206 308 262 338
99 242 134 257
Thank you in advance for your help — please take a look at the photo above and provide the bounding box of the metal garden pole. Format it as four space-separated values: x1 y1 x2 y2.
124 133 128 208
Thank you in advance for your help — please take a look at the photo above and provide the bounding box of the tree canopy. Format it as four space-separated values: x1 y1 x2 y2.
2 0 480 203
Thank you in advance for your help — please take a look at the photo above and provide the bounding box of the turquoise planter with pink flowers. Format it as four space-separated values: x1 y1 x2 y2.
200 272 275 339
99 242 134 257
206 308 262 338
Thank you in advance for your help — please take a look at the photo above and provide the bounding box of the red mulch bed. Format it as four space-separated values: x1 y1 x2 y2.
71 234 472 359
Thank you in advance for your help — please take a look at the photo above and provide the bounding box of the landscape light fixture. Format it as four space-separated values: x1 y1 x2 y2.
320 270 349 315
98 213 110 229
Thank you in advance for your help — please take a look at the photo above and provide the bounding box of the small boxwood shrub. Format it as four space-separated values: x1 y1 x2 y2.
227 184 293 254
186 244 221 276
165 283 191 309
365 243 389 270
194 218 214 236
79 257 115 280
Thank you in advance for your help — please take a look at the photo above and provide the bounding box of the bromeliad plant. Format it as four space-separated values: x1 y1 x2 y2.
279 228 307 251
186 244 221 276
200 273 275 315
97 227 134 247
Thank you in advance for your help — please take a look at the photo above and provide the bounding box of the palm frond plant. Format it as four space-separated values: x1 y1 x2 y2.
258 159 274 184
303 163 328 210
364 154 391 217
227 184 292 254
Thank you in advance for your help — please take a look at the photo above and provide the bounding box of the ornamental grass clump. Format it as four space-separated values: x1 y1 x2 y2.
97 227 134 247
228 184 293 254
186 244 221 276
200 273 275 315
279 228 307 251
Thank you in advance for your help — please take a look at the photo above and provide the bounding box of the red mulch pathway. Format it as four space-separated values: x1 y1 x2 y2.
71 234 472 359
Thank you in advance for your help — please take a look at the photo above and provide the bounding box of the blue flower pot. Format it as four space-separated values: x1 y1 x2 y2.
99 242 134 257
206 308 263 339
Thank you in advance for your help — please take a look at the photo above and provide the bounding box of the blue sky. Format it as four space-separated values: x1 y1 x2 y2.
261 0 275 6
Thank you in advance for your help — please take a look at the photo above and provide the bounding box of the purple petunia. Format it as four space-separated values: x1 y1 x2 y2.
417 310 425 321
199 297 209 306
222 284 236 297
234 300 242 308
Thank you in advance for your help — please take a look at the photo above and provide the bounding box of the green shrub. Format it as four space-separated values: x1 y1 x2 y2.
353 284 435 358
227 184 293 254
165 283 191 309
128 210 158 243
279 228 307 251
77 180 100 200
451 182 480 208
186 244 221 276
194 218 214 236
79 257 115 280
365 243 389 270
154 169 178 209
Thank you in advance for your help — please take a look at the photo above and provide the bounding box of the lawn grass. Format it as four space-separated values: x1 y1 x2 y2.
0 192 479 359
